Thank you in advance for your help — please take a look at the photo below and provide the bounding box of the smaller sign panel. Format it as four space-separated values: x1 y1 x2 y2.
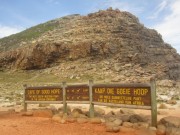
66 85 89 101
93 85 151 106
25 86 63 101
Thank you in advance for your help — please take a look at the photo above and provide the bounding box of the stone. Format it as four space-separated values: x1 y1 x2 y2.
71 111 80 118
21 111 33 116
49 105 58 114
90 117 102 124
58 106 71 114
71 108 83 114
113 118 123 126
66 116 76 123
77 118 88 124
52 115 62 122
166 127 180 135
120 108 135 115
167 100 177 105
133 122 149 129
129 114 145 123
60 119 66 124
159 116 180 128
94 107 105 116
158 103 168 109
122 122 133 128
119 114 131 122
33 109 53 118
105 111 116 118
105 122 120 132
156 125 166 135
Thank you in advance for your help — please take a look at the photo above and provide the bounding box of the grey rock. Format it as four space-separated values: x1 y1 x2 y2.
159 116 180 128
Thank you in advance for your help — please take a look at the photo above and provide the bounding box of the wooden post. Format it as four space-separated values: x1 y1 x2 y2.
150 79 157 127
23 84 27 112
62 82 67 113
89 80 94 118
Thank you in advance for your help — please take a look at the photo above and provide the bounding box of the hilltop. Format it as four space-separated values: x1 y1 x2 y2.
0 8 180 83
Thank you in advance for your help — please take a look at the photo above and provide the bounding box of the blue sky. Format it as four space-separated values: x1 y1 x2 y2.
0 0 180 54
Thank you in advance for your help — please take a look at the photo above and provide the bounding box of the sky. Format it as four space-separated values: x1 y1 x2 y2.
0 0 180 54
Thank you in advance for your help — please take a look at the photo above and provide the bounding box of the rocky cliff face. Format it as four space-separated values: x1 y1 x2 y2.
0 8 180 81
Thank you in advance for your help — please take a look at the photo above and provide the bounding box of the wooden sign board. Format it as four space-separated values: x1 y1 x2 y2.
66 85 89 101
25 86 63 101
92 84 151 106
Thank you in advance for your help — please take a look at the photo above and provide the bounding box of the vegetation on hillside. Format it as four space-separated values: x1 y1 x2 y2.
0 20 59 52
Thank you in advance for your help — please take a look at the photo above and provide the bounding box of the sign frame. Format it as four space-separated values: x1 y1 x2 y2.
23 80 157 127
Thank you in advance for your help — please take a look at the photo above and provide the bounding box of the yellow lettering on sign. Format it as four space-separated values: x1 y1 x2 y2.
28 90 36 95
133 89 148 96
95 88 105 94
133 97 142 100
132 101 144 105
41 90 50 94
51 89 60 94
117 88 130 95
107 88 114 94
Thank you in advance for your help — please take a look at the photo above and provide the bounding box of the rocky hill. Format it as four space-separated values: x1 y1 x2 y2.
0 8 180 82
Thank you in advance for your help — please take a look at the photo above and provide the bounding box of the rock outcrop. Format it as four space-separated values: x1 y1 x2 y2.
0 8 180 81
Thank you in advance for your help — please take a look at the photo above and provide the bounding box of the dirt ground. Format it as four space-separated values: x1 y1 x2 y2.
0 103 180 135
0 112 137 135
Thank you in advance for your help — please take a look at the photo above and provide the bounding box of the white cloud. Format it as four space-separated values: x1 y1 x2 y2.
148 0 168 19
0 25 23 38
153 0 180 54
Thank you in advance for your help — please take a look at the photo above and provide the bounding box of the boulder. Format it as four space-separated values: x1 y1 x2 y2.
129 114 146 123
166 127 180 135
120 108 135 115
33 109 53 118
52 115 62 122
77 118 88 124
156 125 166 135
113 118 123 126
94 107 105 116
122 122 133 128
105 122 120 132
158 103 168 109
167 100 177 105
159 116 180 128
21 111 33 116
90 117 102 124
66 116 76 123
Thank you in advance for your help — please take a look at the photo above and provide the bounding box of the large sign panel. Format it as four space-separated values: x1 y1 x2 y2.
25 86 63 101
92 85 151 106
66 85 89 101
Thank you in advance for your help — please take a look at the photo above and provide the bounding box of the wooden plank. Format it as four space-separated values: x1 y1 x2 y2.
92 85 151 106
66 101 90 104
150 79 157 127
25 87 63 101
89 80 94 118
66 85 89 101
25 101 63 104
23 84 27 112
62 82 67 113
92 102 152 110
93 83 151 87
